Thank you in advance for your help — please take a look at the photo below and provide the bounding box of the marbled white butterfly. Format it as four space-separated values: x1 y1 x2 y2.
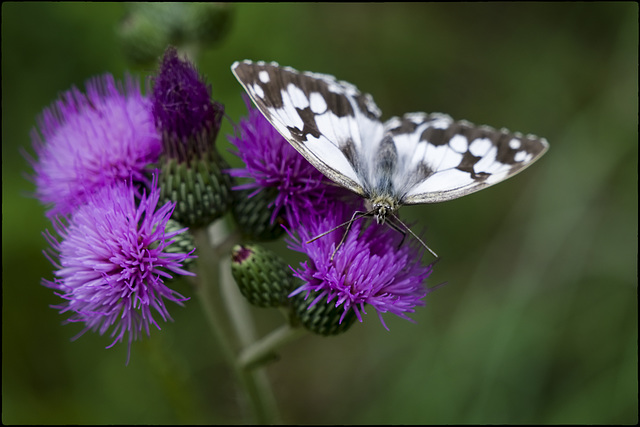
231 60 549 257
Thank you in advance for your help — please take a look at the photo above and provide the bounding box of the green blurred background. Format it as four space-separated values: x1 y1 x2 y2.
2 2 637 424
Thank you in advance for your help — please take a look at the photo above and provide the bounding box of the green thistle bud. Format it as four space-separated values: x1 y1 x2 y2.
232 187 287 242
231 245 294 308
185 3 234 47
158 131 233 228
118 3 234 67
162 219 196 267
291 291 357 336
117 3 182 67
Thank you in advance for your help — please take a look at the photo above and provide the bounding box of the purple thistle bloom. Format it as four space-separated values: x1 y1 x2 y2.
288 201 435 329
27 73 162 218
42 175 195 363
152 47 224 141
228 97 349 227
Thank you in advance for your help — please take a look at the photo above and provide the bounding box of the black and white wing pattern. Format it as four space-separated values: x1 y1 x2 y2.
232 60 383 198
383 112 549 204
231 60 549 209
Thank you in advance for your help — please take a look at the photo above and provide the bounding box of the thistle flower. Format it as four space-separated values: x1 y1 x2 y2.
42 176 195 363
152 47 232 227
27 73 162 218
228 97 349 229
152 47 223 141
288 201 435 329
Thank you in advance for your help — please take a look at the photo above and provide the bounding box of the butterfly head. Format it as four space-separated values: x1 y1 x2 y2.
366 195 400 225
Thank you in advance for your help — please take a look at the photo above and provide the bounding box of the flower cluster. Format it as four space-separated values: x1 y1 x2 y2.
27 44 437 361
228 103 436 328
26 48 231 360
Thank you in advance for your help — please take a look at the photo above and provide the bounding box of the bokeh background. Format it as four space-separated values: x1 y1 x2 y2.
2 2 637 424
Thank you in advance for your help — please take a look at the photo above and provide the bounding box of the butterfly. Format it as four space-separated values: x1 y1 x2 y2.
231 60 549 257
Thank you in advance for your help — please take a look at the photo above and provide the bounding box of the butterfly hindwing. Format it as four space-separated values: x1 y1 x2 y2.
232 60 386 197
383 113 549 204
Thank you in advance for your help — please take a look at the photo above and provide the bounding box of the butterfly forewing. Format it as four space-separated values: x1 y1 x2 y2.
232 60 387 197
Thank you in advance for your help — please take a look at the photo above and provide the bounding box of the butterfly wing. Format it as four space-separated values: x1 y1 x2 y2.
231 60 385 198
384 112 549 204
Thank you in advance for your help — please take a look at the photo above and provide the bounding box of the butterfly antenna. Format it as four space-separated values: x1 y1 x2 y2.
390 213 439 259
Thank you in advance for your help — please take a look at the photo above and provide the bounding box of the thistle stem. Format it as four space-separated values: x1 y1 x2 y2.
239 324 308 370
192 224 280 424
192 227 238 366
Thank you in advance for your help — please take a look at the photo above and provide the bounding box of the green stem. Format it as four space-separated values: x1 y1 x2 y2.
192 227 237 366
220 256 256 347
239 324 308 370
238 368 280 424
192 224 280 424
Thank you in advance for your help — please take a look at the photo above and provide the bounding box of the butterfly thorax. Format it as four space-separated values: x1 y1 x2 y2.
366 194 400 224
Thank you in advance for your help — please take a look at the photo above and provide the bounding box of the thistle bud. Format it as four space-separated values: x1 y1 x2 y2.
161 219 196 267
117 3 235 67
291 291 357 336
152 47 232 228
231 245 294 308
117 3 184 67
186 3 234 47
232 187 287 242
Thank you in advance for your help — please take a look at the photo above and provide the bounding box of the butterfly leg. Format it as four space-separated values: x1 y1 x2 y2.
330 210 371 261
385 218 408 249
389 213 439 259
306 210 368 244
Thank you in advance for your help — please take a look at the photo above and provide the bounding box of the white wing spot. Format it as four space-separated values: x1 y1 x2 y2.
449 134 468 153
386 116 402 129
309 92 327 114
273 103 304 131
514 151 532 162
287 83 310 109
364 94 381 117
474 146 499 173
509 138 521 150
469 138 492 157
258 70 270 83
431 117 451 129
251 83 264 99
405 112 427 123
425 144 463 170
408 168 474 195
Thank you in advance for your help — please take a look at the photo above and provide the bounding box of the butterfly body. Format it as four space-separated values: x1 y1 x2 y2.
366 194 399 225
231 60 549 244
